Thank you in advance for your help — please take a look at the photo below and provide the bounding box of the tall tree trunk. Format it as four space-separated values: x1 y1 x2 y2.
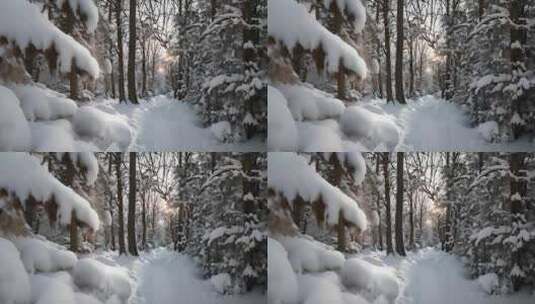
395 0 406 103
70 210 79 252
141 39 147 97
142 196 147 249
409 37 414 96
127 0 138 103
69 60 79 100
116 0 126 102
383 153 394 254
242 0 260 138
510 0 527 140
509 152 527 291
128 152 139 255
395 152 406 255
409 191 414 248
384 0 394 102
116 153 126 255
107 155 116 251
327 155 347 251
59 154 79 252
375 157 383 250
108 2 116 98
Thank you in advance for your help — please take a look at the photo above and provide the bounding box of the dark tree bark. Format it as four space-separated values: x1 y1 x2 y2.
510 0 527 140
395 153 406 255
394 0 406 103
383 153 394 254
127 0 138 103
408 37 414 96
107 155 116 251
128 152 139 256
409 191 415 248
509 152 527 291
115 153 126 255
58 154 79 252
375 156 383 250
69 60 79 100
116 0 126 102
242 0 260 138
383 0 394 102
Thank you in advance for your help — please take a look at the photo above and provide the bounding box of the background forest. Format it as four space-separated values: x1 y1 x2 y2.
268 0 535 151
268 152 535 304
0 152 267 304
0 0 266 151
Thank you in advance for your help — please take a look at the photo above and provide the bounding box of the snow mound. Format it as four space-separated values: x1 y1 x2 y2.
268 0 367 77
297 120 345 152
75 293 104 304
210 121 232 142
268 86 298 151
341 258 399 302
73 107 132 150
477 273 499 294
0 85 31 151
0 153 100 230
210 273 232 294
14 237 78 273
268 238 299 304
268 152 367 230
277 84 345 121
277 236 345 273
0 237 31 304
298 272 352 304
30 274 76 304
477 121 499 142
0 0 100 78
340 106 400 151
10 84 78 122
73 259 132 301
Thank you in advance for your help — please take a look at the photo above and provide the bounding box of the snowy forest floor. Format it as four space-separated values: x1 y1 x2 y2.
88 248 264 304
355 247 534 304
366 96 533 152
89 95 265 151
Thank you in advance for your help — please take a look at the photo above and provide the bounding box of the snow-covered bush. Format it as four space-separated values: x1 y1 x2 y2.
341 258 399 302
276 236 344 273
73 259 132 301
268 238 298 304
0 237 31 304
14 237 77 274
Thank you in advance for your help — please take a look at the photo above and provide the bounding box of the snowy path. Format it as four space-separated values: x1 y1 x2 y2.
91 249 264 304
92 96 264 151
362 96 534 151
397 248 534 304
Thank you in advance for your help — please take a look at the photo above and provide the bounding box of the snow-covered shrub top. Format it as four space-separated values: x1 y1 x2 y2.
55 0 99 33
268 152 367 230
0 85 31 151
276 84 345 121
73 259 133 301
0 237 31 304
0 153 100 230
323 0 367 32
268 0 367 78
341 257 400 302
322 151 367 185
276 235 345 273
9 84 78 122
267 238 299 304
13 237 78 274
267 86 298 151
0 0 100 78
